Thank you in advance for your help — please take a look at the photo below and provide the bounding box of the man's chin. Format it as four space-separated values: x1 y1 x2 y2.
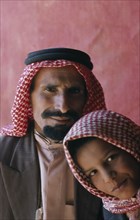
43 125 71 141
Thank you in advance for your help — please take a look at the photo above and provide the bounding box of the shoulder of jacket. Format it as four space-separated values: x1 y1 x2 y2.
0 135 25 162
0 134 20 147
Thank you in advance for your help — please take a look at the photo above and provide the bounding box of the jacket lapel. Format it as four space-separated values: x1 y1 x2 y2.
1 132 40 220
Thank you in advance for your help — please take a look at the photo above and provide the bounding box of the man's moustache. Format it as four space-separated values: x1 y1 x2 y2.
41 110 79 121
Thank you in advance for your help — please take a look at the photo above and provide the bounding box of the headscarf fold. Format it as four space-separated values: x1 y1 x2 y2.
1 60 106 136
63 110 140 217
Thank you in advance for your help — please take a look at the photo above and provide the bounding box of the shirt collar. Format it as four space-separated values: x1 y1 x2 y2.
34 130 63 150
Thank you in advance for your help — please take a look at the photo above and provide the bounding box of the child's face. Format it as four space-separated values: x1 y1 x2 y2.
76 138 140 200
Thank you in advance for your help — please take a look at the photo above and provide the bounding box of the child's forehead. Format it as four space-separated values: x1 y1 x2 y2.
77 138 118 156
80 137 115 149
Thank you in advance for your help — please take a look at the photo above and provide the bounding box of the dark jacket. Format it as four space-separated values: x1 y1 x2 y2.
0 131 127 220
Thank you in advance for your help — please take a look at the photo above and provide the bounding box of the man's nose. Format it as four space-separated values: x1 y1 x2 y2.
54 93 70 113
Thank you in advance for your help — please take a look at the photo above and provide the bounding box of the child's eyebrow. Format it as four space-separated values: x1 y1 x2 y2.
83 167 94 175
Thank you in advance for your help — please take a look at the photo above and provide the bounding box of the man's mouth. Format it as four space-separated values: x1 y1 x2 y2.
49 116 72 123
41 110 79 122
111 179 128 192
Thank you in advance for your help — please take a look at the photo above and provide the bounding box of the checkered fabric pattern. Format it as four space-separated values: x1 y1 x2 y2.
63 110 140 215
1 60 106 136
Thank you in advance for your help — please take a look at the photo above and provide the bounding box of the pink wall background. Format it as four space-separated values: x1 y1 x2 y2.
0 1 140 128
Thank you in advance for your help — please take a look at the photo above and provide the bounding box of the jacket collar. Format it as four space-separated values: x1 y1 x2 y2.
0 131 41 219
9 131 38 172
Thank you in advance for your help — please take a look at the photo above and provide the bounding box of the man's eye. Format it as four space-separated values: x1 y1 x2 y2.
45 86 56 92
69 87 81 94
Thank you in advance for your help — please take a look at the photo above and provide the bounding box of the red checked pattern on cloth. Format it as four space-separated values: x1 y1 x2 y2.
63 110 140 218
1 60 106 136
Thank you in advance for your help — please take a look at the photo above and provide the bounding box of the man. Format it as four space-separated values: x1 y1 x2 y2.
0 48 124 220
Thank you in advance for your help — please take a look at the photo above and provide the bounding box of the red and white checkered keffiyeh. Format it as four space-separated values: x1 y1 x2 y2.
63 110 140 217
1 60 106 136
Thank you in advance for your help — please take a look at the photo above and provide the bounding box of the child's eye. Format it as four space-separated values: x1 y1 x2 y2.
107 154 117 163
107 156 113 162
89 170 97 177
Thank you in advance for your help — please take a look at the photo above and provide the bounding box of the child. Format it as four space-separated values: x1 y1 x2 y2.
63 110 140 220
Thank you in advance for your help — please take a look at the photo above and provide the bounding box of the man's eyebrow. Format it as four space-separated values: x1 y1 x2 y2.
41 83 58 87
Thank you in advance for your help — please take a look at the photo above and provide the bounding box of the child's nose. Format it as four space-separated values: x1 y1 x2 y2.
102 170 117 183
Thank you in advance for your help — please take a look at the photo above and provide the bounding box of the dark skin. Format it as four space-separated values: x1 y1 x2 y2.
69 137 140 200
30 65 87 140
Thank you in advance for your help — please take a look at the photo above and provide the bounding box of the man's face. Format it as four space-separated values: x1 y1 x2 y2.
31 65 87 140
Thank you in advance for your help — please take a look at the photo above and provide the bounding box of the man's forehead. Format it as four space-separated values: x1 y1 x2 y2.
38 65 79 74
35 66 85 82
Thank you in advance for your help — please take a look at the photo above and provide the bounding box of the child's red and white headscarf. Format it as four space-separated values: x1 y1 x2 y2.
1 60 106 136
63 110 140 218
